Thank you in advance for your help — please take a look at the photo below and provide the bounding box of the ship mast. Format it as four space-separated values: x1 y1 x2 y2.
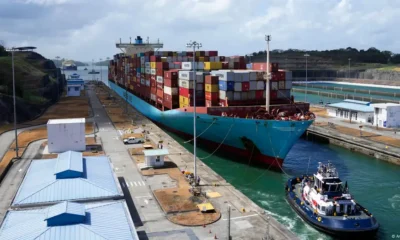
265 35 271 112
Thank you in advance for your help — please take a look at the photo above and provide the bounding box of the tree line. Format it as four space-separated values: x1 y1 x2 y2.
249 47 400 64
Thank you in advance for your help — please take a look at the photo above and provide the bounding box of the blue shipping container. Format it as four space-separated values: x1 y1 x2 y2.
219 81 235 91
246 63 253 69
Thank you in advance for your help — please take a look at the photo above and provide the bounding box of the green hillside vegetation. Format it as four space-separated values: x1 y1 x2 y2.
0 45 64 124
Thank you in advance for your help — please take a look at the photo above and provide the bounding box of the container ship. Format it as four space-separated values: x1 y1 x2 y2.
62 60 78 71
106 36 315 168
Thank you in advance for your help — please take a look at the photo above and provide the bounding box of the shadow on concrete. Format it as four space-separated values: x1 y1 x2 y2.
118 176 143 227
137 231 149 240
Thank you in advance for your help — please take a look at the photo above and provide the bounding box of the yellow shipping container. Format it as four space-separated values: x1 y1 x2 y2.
204 62 222 70
179 103 188 108
205 84 219 93
150 62 156 69
195 51 201 57
214 62 222 69
161 58 167 62
198 57 204 62
179 95 189 105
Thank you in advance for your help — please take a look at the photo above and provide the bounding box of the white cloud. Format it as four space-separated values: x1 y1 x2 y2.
1 0 400 61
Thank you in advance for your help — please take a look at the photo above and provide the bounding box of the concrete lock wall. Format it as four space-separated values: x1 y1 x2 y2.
47 122 86 153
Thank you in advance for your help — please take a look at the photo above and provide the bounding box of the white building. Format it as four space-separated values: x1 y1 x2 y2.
47 118 86 153
327 99 374 123
67 84 82 97
371 103 400 128
143 149 169 168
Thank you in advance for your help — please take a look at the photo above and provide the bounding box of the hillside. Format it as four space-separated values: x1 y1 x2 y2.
0 49 64 125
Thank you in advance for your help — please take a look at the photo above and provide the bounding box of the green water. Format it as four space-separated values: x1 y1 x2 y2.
165 131 400 240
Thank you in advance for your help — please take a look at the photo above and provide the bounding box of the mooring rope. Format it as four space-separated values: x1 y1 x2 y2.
199 122 235 160
183 119 217 143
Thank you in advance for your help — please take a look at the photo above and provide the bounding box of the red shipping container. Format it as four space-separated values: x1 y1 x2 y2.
222 62 229 69
205 75 219 84
220 56 226 61
150 56 161 62
156 68 163 76
187 52 193 57
239 62 246 69
156 62 169 70
164 93 179 102
150 75 156 82
163 99 179 110
271 72 279 81
150 79 156 88
164 70 179 80
241 82 250 92
157 82 163 90
255 90 264 99
151 87 157 95
145 86 151 97
157 89 163 98
156 96 163 105
164 78 179 87
205 92 219 101
209 51 218 57
270 90 277 99
179 87 191 98
277 71 286 81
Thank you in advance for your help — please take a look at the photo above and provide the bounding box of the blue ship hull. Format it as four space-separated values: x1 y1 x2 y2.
108 81 313 167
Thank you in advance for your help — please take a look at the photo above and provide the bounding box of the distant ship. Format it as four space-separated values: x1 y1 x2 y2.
88 69 100 74
84 67 88 70
62 60 78 71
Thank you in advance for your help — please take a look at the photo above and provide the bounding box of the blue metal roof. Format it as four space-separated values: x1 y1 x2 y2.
0 201 139 240
46 201 85 220
54 151 83 179
328 99 374 112
67 80 84 84
12 155 123 206
143 149 169 156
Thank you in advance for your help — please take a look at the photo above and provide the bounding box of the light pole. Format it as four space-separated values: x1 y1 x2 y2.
304 53 310 102
265 35 271 113
186 40 202 187
99 58 103 85
348 58 351 78
55 56 61 100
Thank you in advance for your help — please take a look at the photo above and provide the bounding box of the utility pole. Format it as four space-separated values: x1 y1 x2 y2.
304 53 310 102
227 206 231 240
55 56 61 100
100 58 103 84
348 58 351 79
265 35 271 113
11 48 19 159
186 40 202 186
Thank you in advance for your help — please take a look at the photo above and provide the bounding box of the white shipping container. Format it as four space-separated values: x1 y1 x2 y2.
249 81 257 91
212 70 234 81
179 79 194 89
271 82 278 90
47 118 85 153
234 82 242 91
233 92 241 100
145 62 151 68
256 81 265 90
285 80 292 89
249 71 257 81
145 80 150 86
278 81 285 90
164 86 178 95
219 90 233 100
248 90 256 99
241 92 248 100
179 71 195 80
145 68 151 74
150 69 156 75
196 83 204 91
151 93 156 101
156 76 164 83
181 62 204 70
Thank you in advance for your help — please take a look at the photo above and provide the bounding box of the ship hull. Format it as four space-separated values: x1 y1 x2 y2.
63 66 78 71
108 81 313 168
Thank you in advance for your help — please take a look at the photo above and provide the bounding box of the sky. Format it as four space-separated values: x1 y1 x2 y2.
1 0 400 62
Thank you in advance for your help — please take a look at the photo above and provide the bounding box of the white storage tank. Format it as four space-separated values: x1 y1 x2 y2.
47 118 86 153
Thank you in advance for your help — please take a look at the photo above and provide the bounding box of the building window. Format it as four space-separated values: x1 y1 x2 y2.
156 156 160 162
74 87 79 91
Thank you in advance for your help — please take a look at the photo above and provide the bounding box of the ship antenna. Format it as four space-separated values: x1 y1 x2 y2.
265 35 271 113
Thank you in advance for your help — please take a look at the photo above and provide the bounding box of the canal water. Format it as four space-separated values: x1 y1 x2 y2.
165 131 400 240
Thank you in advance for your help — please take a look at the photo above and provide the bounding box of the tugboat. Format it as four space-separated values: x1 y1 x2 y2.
285 162 379 238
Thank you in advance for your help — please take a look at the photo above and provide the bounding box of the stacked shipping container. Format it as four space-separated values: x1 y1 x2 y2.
110 51 292 111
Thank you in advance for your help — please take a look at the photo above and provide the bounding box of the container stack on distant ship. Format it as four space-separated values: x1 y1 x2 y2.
106 37 314 168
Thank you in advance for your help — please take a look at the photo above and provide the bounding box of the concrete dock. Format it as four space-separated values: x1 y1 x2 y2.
91 83 298 240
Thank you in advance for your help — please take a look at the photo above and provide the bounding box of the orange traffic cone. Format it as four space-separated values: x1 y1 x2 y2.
214 233 218 239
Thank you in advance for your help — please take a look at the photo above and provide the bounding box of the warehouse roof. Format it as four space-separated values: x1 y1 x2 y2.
12 151 122 207
0 201 139 240
327 99 374 112
47 118 85 124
